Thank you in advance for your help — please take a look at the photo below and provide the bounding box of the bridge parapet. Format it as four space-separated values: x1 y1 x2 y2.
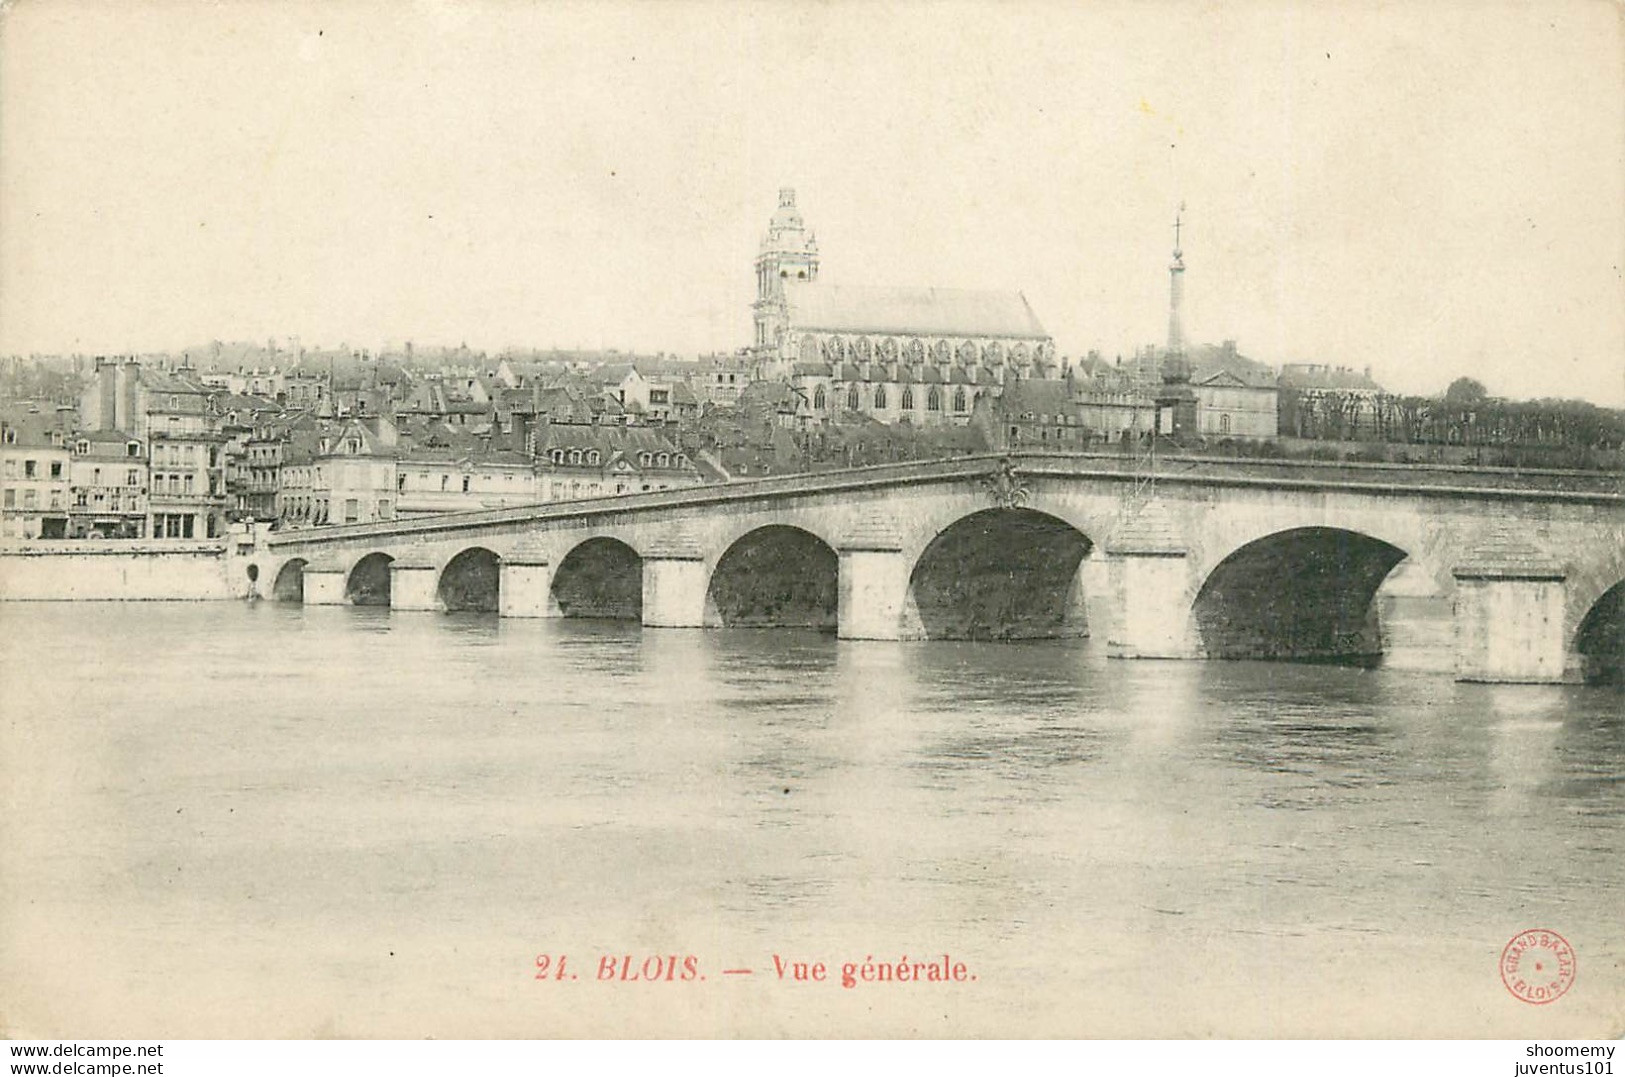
262 452 1624 555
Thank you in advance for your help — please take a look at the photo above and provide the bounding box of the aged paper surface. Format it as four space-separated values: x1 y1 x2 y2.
1 0 1622 1041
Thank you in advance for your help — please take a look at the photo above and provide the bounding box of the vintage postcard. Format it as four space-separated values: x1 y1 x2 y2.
1 0 1621 1048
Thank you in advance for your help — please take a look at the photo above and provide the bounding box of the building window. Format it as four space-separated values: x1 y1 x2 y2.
814 386 826 410
1220 413 1231 435
586 450 599 465
902 386 915 410
657 453 669 467
927 388 941 411
847 385 860 410
569 450 581 465
24 460 36 478
874 385 887 409
461 476 470 493
953 387 967 412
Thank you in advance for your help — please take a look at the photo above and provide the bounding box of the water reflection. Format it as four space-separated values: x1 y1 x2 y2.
2 602 1622 1037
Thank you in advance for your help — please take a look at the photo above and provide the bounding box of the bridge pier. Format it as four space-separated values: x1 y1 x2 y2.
303 563 348 606
837 549 911 640
1105 501 1192 659
1452 535 1567 683
836 515 909 640
642 533 707 628
389 561 442 612
500 544 556 618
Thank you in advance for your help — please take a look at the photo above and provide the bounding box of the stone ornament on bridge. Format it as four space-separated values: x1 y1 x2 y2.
978 457 1031 510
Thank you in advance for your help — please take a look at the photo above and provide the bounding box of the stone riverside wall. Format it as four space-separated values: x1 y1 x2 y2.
0 541 253 602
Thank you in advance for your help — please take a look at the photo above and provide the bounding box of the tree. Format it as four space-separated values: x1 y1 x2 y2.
1443 377 1488 406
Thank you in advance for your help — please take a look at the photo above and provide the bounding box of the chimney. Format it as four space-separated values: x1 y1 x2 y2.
512 411 531 455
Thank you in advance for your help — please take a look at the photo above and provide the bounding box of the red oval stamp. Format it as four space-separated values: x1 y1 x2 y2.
1500 929 1576 1005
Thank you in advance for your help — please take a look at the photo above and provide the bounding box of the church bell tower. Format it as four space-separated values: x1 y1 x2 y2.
752 188 819 355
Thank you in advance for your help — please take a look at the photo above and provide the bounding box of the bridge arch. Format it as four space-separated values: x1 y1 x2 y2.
271 558 307 602
438 546 502 613
1192 526 1408 664
551 536 642 620
907 507 1093 640
1575 579 1624 685
345 552 395 606
706 524 838 629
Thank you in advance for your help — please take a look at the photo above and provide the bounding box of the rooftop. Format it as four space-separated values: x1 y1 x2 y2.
784 282 1049 340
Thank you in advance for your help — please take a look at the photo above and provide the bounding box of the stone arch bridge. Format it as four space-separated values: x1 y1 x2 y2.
245 452 1625 684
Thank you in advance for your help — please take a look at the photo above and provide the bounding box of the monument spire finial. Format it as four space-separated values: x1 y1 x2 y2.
1167 203 1187 356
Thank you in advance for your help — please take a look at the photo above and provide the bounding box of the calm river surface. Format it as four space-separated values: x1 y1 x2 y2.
2 602 1621 1038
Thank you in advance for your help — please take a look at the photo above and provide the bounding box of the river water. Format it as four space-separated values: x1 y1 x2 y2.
1 602 1620 1038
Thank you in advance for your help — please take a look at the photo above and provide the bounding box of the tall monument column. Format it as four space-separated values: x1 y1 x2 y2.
1452 530 1568 683
1167 203 1187 358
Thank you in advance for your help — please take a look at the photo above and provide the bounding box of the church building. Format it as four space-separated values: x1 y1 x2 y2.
750 189 1056 426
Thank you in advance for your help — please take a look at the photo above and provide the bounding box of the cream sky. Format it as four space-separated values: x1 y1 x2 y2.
2 0 1622 404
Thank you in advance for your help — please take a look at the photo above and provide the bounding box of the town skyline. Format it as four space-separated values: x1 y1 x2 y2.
2 3 1621 406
